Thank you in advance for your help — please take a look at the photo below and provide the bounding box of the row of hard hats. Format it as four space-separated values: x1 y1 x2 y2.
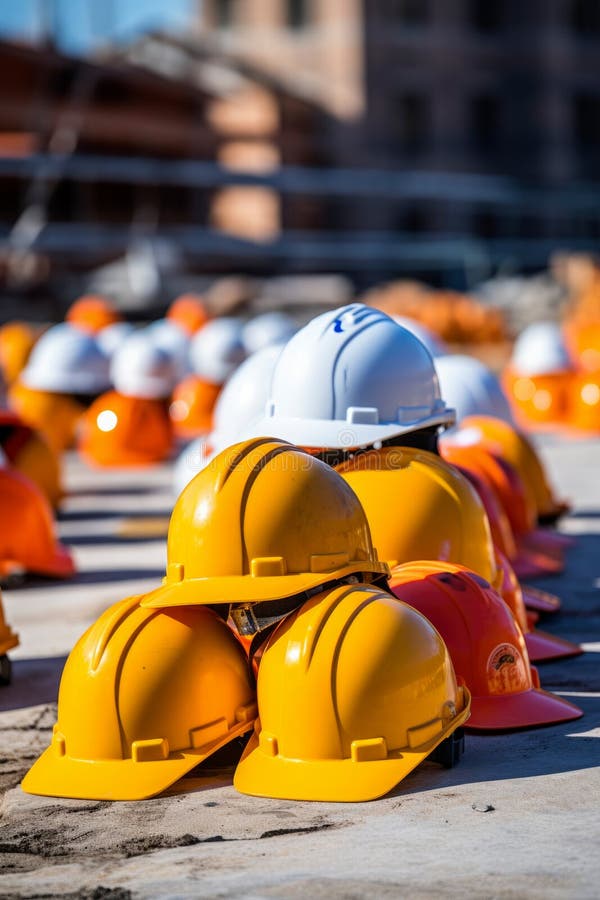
3 305 296 460
22 306 582 802
173 305 573 624
363 281 507 343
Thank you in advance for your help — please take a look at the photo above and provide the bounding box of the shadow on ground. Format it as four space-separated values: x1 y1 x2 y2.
0 656 66 712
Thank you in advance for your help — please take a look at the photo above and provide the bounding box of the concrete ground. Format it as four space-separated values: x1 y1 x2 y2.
0 437 599 899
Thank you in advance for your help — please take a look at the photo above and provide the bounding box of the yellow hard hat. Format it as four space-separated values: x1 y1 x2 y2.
234 584 470 802
460 415 568 522
9 383 85 453
142 438 389 610
22 597 257 800
336 446 501 590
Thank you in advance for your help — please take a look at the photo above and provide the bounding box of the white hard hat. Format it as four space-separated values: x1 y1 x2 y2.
435 354 513 425
242 311 296 354
243 303 454 449
510 322 573 376
146 318 191 379
189 317 246 385
96 322 135 358
21 323 111 395
212 343 284 445
391 315 448 358
111 332 178 399
173 433 219 497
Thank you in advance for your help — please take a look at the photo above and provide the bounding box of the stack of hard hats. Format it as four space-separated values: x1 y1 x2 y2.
170 317 246 439
24 439 471 801
503 322 575 429
23 304 584 804
79 332 178 467
10 323 111 452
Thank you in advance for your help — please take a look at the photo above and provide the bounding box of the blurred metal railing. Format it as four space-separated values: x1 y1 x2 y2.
2 153 600 212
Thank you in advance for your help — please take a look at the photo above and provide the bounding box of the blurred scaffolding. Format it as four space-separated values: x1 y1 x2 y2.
2 0 600 316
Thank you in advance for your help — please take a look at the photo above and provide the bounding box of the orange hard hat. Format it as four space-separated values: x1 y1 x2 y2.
495 550 580 662
459 415 570 524
389 561 582 731
169 375 221 439
0 322 38 385
569 372 600 432
8 382 85 453
0 410 63 508
503 368 572 428
443 443 564 580
441 445 561 615
79 391 174 467
66 295 122 334
0 466 74 580
166 294 210 336
441 443 517 560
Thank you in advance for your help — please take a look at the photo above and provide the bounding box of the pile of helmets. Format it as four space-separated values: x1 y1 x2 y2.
21 304 583 803
503 320 600 433
362 282 507 343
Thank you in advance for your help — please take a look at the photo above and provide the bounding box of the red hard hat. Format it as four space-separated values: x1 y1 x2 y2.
389 561 582 731
495 550 580 663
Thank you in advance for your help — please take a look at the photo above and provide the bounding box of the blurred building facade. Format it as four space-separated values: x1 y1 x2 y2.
3 0 600 306
194 0 600 246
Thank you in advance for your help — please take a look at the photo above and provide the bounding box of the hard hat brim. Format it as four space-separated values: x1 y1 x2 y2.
234 700 470 802
524 629 582 663
521 584 561 614
466 688 582 732
243 410 455 450
21 370 110 395
22 717 253 801
526 529 568 560
0 542 75 580
538 530 574 551
140 561 390 609
512 540 565 580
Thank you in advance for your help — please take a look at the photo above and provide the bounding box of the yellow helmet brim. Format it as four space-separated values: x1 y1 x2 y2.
140 561 390 609
22 715 253 801
234 696 470 803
